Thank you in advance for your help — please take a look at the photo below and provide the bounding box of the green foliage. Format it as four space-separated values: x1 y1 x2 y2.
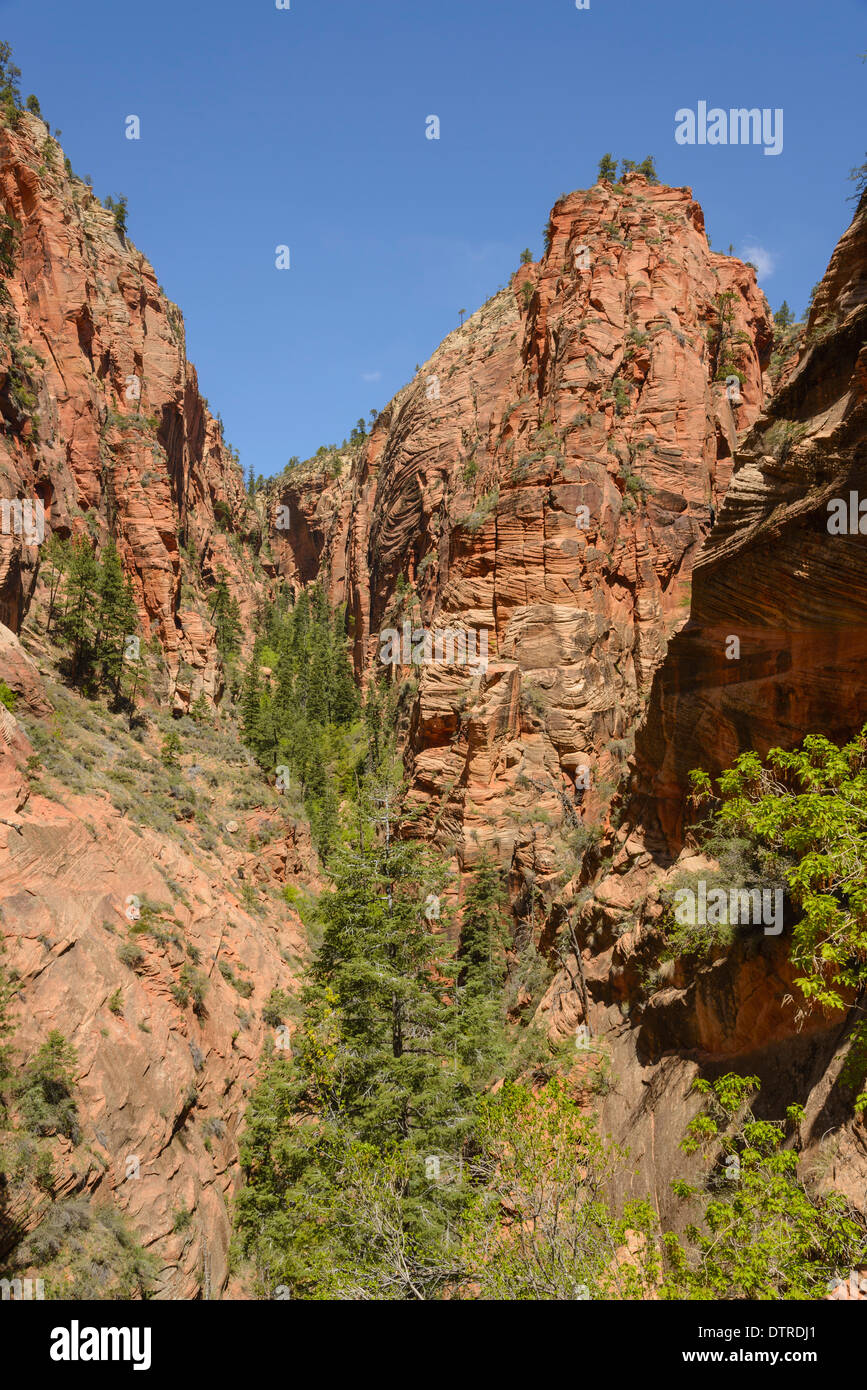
262 987 292 1027
664 1075 866 1299
160 729 182 767
49 535 140 699
8 1198 157 1299
762 418 808 464
239 584 359 859
15 1031 80 1144
709 289 749 384
180 963 209 1017
689 728 867 1111
459 1079 659 1299
117 940 144 971
233 792 513 1298
0 954 16 1104
0 679 16 712
774 299 795 330
0 40 22 126
519 247 532 265
597 152 618 183
209 571 242 661
103 194 128 239
172 1204 193 1233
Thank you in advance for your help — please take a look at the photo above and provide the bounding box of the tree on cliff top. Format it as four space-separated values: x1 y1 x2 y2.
597 153 617 183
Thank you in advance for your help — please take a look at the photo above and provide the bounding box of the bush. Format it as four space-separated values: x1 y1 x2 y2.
161 730 182 768
117 940 145 971
180 963 208 1017
262 987 292 1027
15 1031 80 1143
13 1198 159 1298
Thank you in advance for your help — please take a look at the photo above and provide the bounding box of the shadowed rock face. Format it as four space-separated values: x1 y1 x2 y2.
635 191 867 849
0 111 259 711
531 196 867 1224
272 174 771 887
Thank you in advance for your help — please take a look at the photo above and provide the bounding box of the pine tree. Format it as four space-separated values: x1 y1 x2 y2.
235 776 469 1297
42 533 69 635
597 152 618 183
240 655 263 748
210 573 242 660
59 537 100 686
95 537 138 697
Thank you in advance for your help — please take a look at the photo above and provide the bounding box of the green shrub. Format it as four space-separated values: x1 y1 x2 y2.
15 1031 80 1143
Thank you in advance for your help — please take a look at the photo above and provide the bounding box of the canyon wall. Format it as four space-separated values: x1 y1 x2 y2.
0 110 303 1298
0 109 262 710
538 192 867 1224
272 173 771 900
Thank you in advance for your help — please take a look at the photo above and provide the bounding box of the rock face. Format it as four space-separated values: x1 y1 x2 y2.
534 193 867 1224
272 175 771 891
636 189 867 848
2 104 862 1295
0 110 260 710
0 112 304 1298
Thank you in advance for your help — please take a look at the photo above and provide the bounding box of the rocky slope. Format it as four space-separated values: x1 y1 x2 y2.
2 100 863 1296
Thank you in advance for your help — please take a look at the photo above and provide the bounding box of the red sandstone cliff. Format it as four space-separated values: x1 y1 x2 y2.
0 109 261 711
535 192 867 1222
272 173 772 895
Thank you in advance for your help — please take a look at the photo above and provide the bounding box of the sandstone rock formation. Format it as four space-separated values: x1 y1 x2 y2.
272 175 772 897
536 191 867 1223
0 110 261 711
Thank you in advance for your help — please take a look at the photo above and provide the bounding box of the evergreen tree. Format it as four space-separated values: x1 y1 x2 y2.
59 537 100 686
597 152 618 183
774 300 795 330
95 537 137 697
240 654 264 751
210 573 242 660
450 857 510 1076
235 777 469 1297
42 533 69 635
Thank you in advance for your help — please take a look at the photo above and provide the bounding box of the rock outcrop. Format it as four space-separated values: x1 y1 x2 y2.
272 175 772 893
535 192 867 1223
0 110 261 711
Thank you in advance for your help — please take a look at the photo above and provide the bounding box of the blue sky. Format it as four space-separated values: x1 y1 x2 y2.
0 0 863 473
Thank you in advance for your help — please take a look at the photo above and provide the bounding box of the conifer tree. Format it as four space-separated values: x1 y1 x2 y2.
597 152 617 183
42 533 69 635
59 537 100 686
95 537 137 697
210 572 242 660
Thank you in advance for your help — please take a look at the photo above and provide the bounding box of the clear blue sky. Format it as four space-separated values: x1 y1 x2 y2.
0 0 863 474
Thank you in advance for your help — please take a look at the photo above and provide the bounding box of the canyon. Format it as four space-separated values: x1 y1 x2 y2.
0 95 864 1296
